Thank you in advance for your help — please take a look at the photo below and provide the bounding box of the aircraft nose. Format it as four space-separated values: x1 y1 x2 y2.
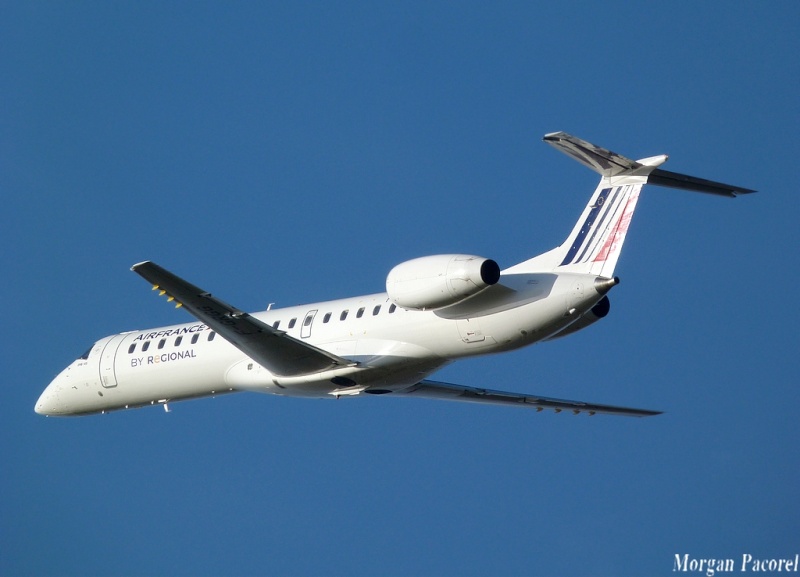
35 377 64 416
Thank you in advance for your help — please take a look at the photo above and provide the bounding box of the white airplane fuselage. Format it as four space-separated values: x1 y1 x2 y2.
36 132 754 418
38 272 601 415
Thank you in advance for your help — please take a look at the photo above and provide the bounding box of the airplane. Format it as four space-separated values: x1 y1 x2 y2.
34 132 754 418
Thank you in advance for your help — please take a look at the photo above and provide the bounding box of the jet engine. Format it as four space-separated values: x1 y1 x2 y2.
386 254 501 311
545 295 611 340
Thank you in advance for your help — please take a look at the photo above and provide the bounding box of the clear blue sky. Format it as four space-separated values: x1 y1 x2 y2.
2 2 798 576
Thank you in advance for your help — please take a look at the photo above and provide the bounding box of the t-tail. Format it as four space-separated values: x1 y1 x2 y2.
506 132 755 277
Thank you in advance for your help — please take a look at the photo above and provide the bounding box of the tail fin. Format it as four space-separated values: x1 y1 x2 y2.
555 178 643 277
505 132 755 277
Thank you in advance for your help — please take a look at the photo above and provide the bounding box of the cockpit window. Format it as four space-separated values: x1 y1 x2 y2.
78 346 92 360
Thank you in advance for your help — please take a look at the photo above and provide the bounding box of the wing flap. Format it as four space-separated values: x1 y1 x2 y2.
131 261 355 376
398 380 661 417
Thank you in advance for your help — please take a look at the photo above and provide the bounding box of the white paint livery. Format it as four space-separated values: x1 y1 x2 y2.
35 133 754 418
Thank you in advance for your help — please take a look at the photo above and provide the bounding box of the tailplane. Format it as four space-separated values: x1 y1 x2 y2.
505 132 754 276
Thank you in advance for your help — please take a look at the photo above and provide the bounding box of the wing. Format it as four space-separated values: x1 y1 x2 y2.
131 261 356 377
398 380 661 417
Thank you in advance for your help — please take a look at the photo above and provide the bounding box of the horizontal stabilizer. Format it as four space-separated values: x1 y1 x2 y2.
398 379 661 417
545 131 755 196
543 132 645 177
647 168 755 197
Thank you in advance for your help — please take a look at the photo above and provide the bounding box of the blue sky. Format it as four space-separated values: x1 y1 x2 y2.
2 2 798 576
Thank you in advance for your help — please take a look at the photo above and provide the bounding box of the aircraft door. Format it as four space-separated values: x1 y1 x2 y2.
301 310 318 339
98 334 127 388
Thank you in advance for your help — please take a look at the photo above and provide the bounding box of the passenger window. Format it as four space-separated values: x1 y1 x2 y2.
356 307 365 318
128 344 136 354
340 310 349 321
208 332 216 342
373 305 381 316
191 334 199 344
323 312 331 323
288 318 296 329
273 321 280 329
158 339 166 349
303 315 313 327
142 341 150 352
175 336 182 347
389 304 396 313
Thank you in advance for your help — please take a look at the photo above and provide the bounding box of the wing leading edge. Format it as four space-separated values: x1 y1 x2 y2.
398 380 661 417
131 261 356 377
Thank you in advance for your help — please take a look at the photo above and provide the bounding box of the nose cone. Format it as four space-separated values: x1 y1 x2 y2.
35 385 58 416
35 375 65 416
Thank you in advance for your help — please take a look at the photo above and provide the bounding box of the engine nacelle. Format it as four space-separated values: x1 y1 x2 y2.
386 254 501 311
545 295 611 341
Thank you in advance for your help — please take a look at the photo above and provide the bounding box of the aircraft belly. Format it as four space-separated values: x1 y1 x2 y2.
111 348 239 410
274 359 450 398
226 337 449 399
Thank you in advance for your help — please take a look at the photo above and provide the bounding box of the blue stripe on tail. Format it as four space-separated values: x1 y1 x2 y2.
559 188 612 266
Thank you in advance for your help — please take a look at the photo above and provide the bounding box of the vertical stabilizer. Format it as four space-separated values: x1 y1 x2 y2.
543 133 660 276
504 132 754 277
555 180 643 277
